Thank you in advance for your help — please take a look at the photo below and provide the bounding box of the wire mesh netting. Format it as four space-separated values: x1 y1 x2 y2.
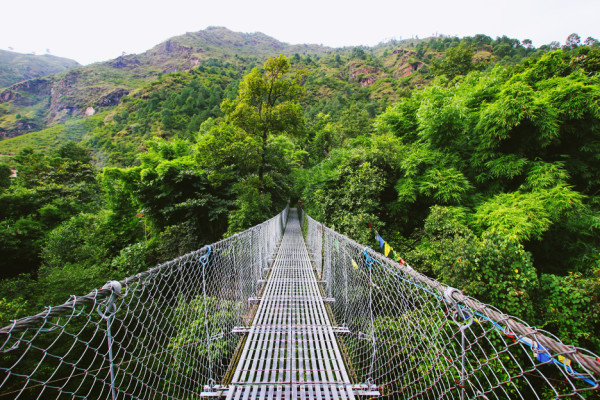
299 211 600 399
0 207 289 399
1 205 599 399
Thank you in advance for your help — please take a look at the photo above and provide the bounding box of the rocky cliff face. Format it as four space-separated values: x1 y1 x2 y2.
0 67 130 136
108 54 142 70
0 78 52 105
387 49 424 78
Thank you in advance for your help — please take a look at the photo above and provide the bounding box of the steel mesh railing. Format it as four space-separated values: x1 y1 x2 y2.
302 212 600 399
0 206 289 400
2 205 599 399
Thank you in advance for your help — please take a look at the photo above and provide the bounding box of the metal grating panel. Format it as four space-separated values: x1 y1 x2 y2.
226 209 355 400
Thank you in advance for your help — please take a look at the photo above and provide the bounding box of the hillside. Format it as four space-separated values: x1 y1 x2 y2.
0 49 79 89
0 27 335 139
0 28 561 155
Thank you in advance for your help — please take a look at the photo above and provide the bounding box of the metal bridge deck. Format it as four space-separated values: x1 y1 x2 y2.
225 210 355 400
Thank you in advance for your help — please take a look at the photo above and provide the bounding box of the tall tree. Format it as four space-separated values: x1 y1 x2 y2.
0 163 11 192
221 55 305 184
565 33 581 49
522 39 533 56
430 43 483 80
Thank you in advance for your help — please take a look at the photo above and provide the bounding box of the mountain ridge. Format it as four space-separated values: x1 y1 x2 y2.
0 27 557 143
0 27 341 139
0 49 79 89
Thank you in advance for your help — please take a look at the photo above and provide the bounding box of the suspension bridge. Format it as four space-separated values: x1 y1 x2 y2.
0 207 599 399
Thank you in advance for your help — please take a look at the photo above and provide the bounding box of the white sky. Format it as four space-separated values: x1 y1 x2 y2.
1 0 598 65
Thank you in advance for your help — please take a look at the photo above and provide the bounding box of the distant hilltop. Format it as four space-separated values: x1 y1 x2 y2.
0 49 79 89
0 26 338 139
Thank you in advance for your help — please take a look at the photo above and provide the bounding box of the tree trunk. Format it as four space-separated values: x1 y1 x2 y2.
259 130 267 187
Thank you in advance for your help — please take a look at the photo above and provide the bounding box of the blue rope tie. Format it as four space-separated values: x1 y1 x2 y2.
363 247 375 269
200 245 212 267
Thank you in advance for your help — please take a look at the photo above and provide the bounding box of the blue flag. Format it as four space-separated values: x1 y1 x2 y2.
535 344 551 363
377 234 385 249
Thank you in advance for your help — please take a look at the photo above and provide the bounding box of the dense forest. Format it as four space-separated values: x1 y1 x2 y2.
0 32 599 357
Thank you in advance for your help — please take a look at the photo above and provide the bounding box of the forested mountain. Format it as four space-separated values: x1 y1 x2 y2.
0 29 599 358
0 27 560 143
0 49 79 89
0 27 331 139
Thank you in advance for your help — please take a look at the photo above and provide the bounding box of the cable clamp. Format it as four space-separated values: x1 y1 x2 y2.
443 286 473 327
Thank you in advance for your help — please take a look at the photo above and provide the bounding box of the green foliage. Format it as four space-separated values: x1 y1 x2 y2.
135 139 232 240
100 167 145 247
195 120 261 184
0 296 29 326
0 49 79 88
1 32 599 361
226 178 273 235
40 212 112 271
300 148 386 244
110 242 152 277
418 168 472 204
222 55 305 182
537 272 600 350
0 163 11 191
474 192 552 242
35 262 108 307
376 96 420 141
414 206 539 319
0 114 107 161
337 104 373 139
56 141 92 163
430 43 484 79
168 295 241 378
0 274 33 326
0 146 100 278
334 46 600 351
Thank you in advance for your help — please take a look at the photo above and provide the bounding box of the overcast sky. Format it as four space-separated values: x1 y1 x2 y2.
1 0 598 65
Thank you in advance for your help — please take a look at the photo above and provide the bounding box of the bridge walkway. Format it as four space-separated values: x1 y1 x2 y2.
225 209 355 400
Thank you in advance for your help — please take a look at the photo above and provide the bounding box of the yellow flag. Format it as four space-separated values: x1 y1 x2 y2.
558 355 571 367
351 259 359 270
384 242 391 257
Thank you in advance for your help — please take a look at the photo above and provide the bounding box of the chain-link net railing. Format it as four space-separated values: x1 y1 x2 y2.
0 206 289 400
3 204 600 400
302 212 600 399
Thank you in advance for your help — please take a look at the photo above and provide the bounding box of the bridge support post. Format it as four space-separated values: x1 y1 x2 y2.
98 281 122 400
200 247 214 385
444 287 474 399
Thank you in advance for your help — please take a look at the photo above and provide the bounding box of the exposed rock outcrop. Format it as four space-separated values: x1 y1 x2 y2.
151 40 194 57
97 88 129 107
0 78 51 105
109 54 142 69
349 67 379 87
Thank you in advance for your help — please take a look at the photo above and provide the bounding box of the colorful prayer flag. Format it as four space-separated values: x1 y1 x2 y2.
534 344 551 363
377 235 385 249
558 355 572 368
384 242 391 257
351 259 359 270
